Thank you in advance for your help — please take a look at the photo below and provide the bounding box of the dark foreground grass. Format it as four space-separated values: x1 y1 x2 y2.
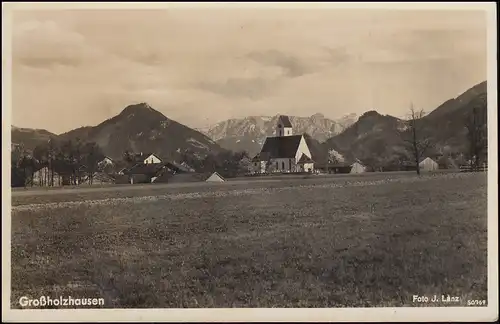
10 172 488 308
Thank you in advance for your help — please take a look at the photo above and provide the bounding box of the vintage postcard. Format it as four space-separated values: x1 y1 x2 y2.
2 2 498 322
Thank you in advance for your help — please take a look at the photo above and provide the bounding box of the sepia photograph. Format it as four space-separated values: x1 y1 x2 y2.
2 2 498 322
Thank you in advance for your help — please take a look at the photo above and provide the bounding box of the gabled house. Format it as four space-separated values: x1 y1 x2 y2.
143 153 162 164
402 157 439 172
350 160 366 174
129 152 162 165
252 115 314 173
125 163 166 184
251 154 267 174
32 166 65 187
206 172 225 182
98 156 114 167
419 157 439 172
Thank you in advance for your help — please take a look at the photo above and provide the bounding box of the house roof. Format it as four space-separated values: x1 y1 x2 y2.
278 115 293 127
125 163 164 175
419 157 437 164
260 135 303 159
297 153 314 164
164 161 192 173
180 162 196 172
144 153 161 159
251 154 261 162
402 157 437 167
131 152 156 162
206 172 225 182
351 159 365 166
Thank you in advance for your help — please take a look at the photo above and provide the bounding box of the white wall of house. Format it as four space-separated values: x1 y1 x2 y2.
276 123 293 137
206 172 225 182
33 167 63 186
254 135 315 173
350 162 366 174
252 161 267 173
419 157 439 171
294 136 314 171
268 158 298 172
143 154 162 164
283 127 293 136
294 136 312 161
300 162 314 172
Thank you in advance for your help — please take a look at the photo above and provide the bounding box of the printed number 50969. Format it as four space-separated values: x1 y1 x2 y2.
467 299 487 306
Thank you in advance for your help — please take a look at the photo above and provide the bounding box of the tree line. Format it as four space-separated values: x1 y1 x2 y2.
12 140 253 187
399 96 487 175
11 138 105 187
319 97 487 175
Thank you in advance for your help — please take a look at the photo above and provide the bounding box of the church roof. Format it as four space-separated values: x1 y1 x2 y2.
260 135 303 159
278 115 293 127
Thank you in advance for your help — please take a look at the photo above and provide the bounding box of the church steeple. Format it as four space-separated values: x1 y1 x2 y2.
276 115 293 137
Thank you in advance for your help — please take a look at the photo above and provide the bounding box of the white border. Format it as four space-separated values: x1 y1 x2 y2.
2 2 498 322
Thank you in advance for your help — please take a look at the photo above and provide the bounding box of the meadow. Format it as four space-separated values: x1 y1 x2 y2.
10 171 488 308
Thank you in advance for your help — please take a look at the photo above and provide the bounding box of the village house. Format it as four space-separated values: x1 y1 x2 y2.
129 152 162 165
98 156 114 167
252 115 314 173
142 153 162 164
419 157 439 172
401 157 439 172
350 160 367 174
32 166 65 186
206 172 225 182
125 163 167 184
80 172 115 185
315 159 366 174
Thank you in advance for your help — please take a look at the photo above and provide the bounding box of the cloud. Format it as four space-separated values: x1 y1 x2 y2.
321 46 353 67
247 50 314 78
12 20 97 68
196 77 274 100
355 28 486 65
9 9 488 133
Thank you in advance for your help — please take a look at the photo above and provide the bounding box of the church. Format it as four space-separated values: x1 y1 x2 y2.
251 115 315 173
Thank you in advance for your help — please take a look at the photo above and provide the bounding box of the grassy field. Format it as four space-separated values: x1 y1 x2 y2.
10 172 488 308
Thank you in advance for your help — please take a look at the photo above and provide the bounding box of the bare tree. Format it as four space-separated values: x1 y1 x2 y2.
399 104 433 175
465 97 487 171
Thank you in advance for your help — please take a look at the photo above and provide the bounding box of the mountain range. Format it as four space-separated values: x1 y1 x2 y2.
201 113 358 157
11 81 487 167
11 126 58 151
12 103 224 162
323 81 487 166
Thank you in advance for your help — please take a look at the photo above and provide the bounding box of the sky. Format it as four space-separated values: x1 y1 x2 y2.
9 6 488 134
